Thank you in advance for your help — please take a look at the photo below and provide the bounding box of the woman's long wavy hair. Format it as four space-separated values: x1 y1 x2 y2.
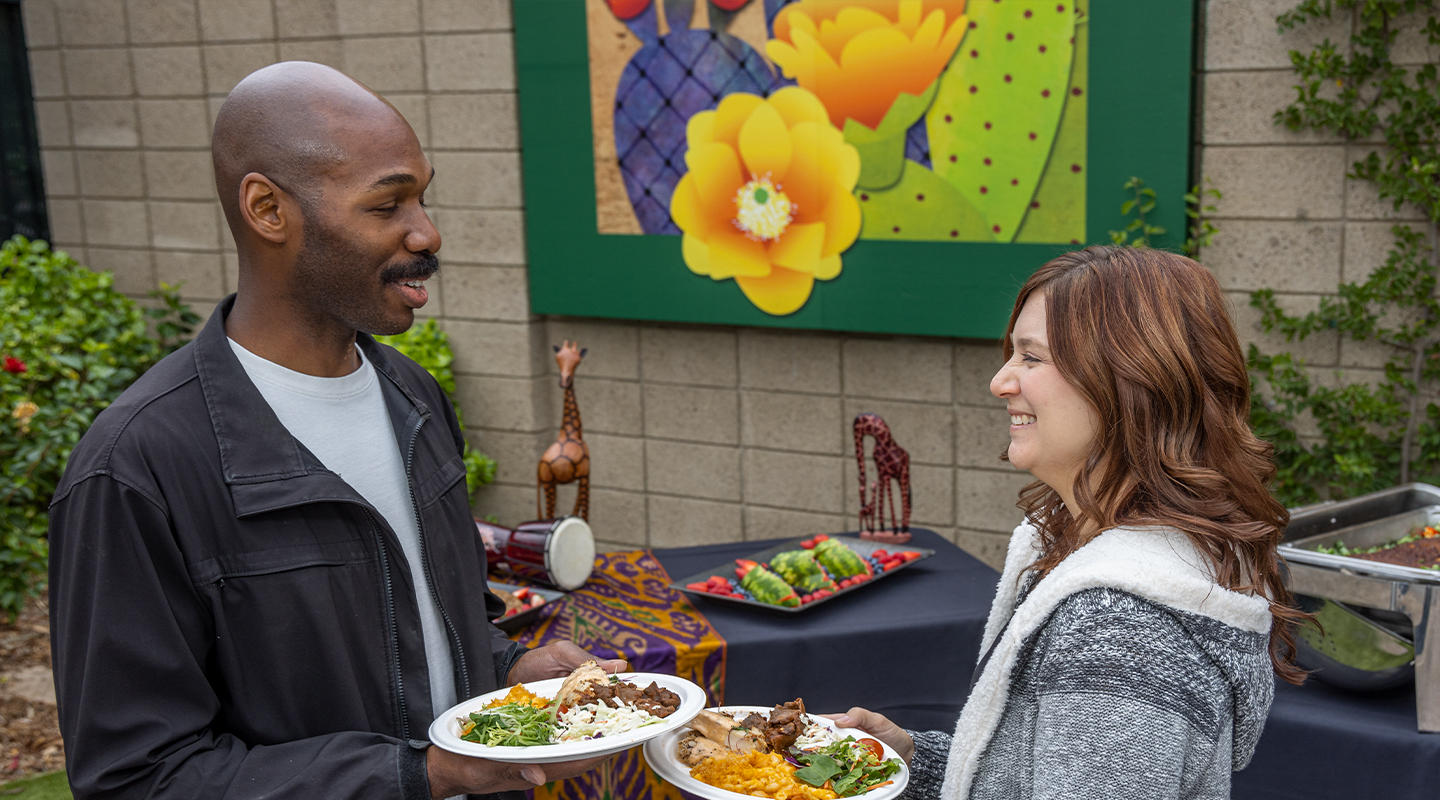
1004 245 1307 684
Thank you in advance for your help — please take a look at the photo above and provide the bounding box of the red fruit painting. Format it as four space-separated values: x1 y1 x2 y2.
606 0 650 21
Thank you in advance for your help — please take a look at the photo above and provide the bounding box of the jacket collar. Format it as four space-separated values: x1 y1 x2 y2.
193 295 429 516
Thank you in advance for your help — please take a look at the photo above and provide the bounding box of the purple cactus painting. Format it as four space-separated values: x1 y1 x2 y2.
605 0 780 234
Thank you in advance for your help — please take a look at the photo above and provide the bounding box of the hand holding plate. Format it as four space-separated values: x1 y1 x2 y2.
823 707 915 764
507 640 628 684
426 746 612 798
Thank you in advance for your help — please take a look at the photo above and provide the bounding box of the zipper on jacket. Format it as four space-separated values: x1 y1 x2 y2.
403 411 471 702
365 509 409 740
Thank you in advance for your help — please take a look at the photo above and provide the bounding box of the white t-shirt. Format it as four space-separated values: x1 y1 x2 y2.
228 338 458 721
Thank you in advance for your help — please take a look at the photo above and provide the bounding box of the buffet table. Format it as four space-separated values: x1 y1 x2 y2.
509 528 1439 800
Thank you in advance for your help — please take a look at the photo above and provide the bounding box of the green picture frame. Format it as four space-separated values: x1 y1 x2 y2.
514 0 1194 339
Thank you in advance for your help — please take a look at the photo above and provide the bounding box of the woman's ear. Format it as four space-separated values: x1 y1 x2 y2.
238 172 294 244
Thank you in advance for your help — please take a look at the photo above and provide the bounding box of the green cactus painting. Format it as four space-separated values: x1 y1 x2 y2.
1015 1 1088 244
926 0 1084 243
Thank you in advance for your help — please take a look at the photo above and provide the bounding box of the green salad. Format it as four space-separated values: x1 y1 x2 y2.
793 736 902 796
459 702 557 747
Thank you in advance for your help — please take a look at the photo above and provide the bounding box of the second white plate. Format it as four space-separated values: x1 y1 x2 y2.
642 705 910 800
429 673 704 764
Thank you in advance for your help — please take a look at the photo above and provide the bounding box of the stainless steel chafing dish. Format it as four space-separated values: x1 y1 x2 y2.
1280 483 1440 733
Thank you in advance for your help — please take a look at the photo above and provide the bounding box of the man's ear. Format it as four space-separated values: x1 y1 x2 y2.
239 172 295 244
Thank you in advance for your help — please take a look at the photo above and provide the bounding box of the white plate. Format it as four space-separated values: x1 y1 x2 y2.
642 706 910 800
428 673 704 763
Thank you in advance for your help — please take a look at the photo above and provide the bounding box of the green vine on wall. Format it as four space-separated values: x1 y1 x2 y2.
1247 0 1440 506
1108 178 1222 257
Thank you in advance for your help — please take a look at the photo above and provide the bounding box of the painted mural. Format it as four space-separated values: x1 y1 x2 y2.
586 0 1089 315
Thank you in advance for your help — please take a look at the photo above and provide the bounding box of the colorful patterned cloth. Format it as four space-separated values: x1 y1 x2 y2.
511 550 725 800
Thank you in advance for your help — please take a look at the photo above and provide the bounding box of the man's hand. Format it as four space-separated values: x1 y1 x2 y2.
427 746 610 799
508 641 628 684
821 707 914 764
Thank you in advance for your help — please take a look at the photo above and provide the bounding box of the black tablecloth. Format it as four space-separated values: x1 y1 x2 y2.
653 528 997 732
1234 679 1440 800
654 528 1440 799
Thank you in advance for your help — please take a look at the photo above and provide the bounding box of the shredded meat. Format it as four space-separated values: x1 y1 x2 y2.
762 698 807 752
573 680 681 718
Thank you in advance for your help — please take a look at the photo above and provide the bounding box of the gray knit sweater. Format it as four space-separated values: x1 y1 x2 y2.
903 524 1274 800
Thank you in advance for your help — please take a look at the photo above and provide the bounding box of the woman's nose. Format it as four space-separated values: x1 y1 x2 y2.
990 363 1016 399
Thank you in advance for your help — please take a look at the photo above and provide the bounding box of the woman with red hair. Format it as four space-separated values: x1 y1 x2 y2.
840 246 1306 799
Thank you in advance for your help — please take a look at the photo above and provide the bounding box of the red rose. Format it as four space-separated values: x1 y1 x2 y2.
2 356 26 374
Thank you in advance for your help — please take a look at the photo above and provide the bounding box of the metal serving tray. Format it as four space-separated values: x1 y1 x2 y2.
670 535 934 614
1283 503 1440 585
1280 483 1440 732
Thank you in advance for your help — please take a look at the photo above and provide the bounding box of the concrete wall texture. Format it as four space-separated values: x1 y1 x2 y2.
19 0 1435 565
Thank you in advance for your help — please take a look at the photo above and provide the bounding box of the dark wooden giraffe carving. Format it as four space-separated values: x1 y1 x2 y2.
854 412 912 544
537 341 590 520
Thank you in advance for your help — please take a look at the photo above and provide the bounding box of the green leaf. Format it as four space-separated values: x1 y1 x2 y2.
794 753 843 788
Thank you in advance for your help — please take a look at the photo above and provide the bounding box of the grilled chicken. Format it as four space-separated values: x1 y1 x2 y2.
689 710 766 752
677 731 730 766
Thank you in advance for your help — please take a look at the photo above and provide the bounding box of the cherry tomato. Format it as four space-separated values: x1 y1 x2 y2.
711 0 750 11
606 0 651 19
858 738 885 760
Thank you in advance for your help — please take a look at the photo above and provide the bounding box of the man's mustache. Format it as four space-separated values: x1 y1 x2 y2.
381 252 439 283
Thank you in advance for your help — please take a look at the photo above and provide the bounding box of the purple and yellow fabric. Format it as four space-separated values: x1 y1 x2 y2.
511 549 725 800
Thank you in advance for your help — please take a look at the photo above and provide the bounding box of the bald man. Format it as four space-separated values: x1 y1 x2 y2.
49 62 617 800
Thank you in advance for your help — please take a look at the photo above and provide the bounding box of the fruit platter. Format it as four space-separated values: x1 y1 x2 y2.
670 535 933 613
489 581 563 634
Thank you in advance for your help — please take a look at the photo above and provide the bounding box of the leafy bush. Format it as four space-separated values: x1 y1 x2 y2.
0 236 197 621
375 318 498 498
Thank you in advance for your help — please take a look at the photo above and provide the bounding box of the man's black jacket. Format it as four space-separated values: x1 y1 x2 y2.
49 297 524 799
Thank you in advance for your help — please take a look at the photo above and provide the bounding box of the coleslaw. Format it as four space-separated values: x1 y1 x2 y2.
557 700 666 741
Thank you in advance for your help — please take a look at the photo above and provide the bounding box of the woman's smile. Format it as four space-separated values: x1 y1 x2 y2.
990 293 1099 503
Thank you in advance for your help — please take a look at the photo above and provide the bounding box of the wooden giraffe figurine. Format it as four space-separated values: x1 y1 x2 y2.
537 341 590 520
853 413 912 544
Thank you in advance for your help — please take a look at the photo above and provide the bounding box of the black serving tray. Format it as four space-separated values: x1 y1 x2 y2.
669 535 934 613
488 580 565 633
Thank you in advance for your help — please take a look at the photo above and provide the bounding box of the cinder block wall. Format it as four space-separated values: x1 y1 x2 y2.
22 0 1428 564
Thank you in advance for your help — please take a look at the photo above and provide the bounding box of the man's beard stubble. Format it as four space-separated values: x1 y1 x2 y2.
294 211 440 337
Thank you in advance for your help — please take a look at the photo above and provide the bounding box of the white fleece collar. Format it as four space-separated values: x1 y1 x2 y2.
941 522 1273 799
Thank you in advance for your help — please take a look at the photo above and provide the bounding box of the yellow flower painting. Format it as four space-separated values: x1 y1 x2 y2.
766 0 969 132
670 87 862 315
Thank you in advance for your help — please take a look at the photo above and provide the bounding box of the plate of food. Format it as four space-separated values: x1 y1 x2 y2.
428 661 704 763
643 699 908 800
671 535 933 613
